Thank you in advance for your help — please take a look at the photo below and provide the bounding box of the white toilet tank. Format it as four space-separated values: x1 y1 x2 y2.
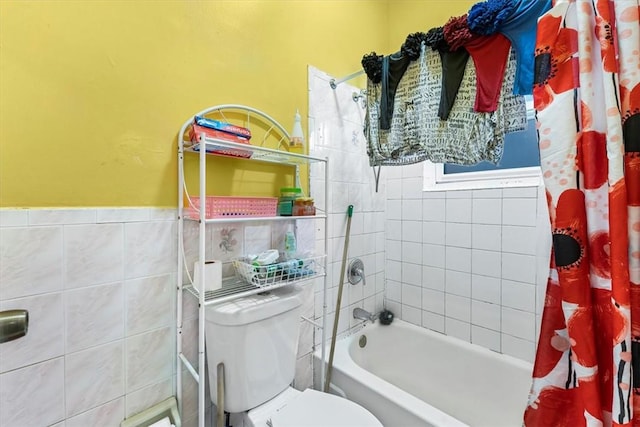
205 285 303 413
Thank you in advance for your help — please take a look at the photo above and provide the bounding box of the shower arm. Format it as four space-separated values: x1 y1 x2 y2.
329 69 366 89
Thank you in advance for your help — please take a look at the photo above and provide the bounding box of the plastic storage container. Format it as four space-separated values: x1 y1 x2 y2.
188 196 277 219
277 187 302 216
292 197 316 216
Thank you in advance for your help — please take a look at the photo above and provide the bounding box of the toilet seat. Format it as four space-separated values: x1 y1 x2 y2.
246 388 382 427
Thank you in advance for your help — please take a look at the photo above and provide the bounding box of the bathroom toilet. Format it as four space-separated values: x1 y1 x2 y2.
204 285 382 427
244 387 381 427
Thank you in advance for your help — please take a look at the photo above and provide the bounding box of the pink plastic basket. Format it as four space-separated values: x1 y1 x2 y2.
187 196 277 219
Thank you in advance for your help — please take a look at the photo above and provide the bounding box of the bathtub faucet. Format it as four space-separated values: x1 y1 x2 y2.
353 307 378 323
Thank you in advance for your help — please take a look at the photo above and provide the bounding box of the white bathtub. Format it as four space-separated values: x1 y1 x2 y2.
316 320 533 427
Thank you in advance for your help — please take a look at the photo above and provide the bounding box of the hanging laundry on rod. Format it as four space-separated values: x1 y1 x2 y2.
362 32 430 130
467 0 552 96
443 15 512 114
365 45 527 167
423 26 470 121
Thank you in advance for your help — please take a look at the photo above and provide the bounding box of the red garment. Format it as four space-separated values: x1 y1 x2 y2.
443 15 512 113
464 33 512 113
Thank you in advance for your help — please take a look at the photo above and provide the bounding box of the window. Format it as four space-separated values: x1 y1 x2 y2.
424 96 542 191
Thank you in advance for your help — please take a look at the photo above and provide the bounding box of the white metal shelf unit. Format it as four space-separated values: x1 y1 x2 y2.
176 105 329 427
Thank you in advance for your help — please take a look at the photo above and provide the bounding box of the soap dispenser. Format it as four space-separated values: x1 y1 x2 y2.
290 109 304 149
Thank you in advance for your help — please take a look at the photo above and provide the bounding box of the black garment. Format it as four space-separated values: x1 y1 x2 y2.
437 48 470 121
379 52 411 130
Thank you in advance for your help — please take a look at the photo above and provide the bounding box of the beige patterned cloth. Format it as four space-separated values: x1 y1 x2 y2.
365 45 526 166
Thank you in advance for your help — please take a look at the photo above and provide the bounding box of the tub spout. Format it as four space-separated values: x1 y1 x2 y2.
353 307 377 323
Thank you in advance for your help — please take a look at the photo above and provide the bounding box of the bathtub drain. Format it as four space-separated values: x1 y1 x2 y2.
359 335 367 348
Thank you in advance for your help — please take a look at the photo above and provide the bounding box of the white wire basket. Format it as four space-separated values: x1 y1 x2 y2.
233 255 325 287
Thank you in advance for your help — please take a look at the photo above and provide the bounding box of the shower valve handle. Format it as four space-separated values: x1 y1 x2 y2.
348 259 366 286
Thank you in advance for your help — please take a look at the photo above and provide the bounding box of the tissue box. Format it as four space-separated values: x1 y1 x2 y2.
188 123 253 158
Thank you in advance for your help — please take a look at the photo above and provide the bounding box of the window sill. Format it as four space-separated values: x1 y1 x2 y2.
423 162 543 192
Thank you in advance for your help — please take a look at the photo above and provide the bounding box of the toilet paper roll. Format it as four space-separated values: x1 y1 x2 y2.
193 260 222 293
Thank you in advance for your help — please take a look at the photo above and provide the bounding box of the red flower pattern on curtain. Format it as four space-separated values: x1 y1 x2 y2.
525 0 640 426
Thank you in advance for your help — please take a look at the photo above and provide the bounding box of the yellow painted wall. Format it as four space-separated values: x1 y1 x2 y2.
0 0 476 207
0 0 387 207
387 1 477 49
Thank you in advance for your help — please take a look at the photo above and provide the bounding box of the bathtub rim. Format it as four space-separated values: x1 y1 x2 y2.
315 319 534 427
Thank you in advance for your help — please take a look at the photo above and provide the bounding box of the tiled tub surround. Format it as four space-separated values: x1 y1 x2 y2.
308 66 549 366
385 173 551 363
308 66 387 353
0 208 176 427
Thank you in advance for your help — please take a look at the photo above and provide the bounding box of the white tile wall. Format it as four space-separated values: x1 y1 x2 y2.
446 246 472 273
472 198 502 224
125 378 173 418
422 310 445 333
0 206 320 426
422 288 445 315
446 222 471 248
422 243 445 268
446 317 471 341
65 282 124 352
0 293 64 373
385 179 550 363
446 198 472 223
0 357 65 426
126 327 173 393
65 341 125 418
308 66 386 382
402 241 422 265
309 65 547 383
472 249 502 278
446 270 471 297
471 325 501 352
124 221 176 279
402 262 422 286
446 294 471 323
0 208 177 426
0 226 63 299
423 198 445 221
66 398 125 427
64 223 124 289
472 274 501 304
422 266 445 291
125 274 174 336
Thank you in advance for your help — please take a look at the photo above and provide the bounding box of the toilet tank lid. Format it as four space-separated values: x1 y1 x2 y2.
206 285 302 326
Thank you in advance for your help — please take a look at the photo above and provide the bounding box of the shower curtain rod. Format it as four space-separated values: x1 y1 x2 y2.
329 69 365 89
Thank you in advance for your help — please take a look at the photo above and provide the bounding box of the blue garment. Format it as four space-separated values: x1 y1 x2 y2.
468 0 515 36
499 0 552 95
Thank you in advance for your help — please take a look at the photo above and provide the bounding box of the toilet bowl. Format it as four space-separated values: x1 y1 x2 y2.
244 387 382 427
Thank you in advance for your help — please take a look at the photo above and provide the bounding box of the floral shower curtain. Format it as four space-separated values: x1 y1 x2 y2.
524 0 640 426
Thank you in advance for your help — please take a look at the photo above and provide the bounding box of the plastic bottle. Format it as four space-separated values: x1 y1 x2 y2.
290 109 304 149
284 229 297 260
